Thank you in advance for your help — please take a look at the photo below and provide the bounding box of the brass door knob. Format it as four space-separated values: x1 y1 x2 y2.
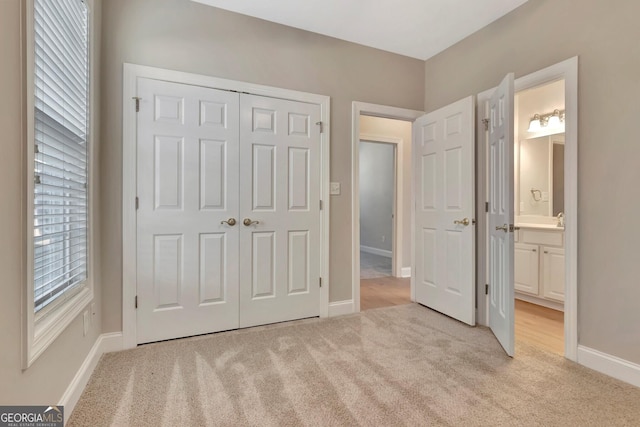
243 218 260 226
454 218 470 226
495 224 509 232
220 218 236 226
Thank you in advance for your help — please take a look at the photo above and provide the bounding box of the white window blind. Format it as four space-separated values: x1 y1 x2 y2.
33 0 90 313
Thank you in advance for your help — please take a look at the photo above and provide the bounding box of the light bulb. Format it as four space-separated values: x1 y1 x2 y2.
528 115 542 132
548 110 561 127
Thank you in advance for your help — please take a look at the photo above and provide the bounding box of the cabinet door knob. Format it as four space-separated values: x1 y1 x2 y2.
532 249 537 252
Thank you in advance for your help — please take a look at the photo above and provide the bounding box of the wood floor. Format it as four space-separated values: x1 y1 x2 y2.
360 274 564 355
515 299 564 355
360 276 411 311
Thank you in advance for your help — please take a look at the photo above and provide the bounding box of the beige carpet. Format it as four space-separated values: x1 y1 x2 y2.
69 304 640 426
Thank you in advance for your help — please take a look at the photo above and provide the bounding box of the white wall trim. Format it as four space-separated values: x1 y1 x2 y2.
23 0 98 369
360 245 392 258
327 300 355 317
59 332 123 425
122 63 331 348
476 57 579 362
352 102 424 313
577 346 640 388
400 267 412 278
515 293 564 312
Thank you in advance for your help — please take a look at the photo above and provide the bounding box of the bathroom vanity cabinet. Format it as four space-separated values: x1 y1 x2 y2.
514 226 565 311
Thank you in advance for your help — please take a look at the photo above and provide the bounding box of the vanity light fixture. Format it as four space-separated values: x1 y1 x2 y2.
527 114 542 132
527 109 565 132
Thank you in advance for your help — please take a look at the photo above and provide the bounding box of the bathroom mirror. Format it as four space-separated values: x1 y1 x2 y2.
517 133 564 218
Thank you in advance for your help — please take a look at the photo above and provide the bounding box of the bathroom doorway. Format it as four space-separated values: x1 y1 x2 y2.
513 80 567 355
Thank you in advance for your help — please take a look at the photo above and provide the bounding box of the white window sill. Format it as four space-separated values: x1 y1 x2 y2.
25 286 94 369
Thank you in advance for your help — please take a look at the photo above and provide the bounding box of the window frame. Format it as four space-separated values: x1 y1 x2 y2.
24 0 96 368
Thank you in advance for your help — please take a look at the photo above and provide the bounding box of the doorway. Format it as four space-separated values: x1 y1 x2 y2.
477 57 578 360
359 140 395 279
351 104 423 313
513 80 566 355
358 137 407 310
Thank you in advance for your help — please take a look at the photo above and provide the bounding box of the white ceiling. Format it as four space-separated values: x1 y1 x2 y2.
192 0 529 60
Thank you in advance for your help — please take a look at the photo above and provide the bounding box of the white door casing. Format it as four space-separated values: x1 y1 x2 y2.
122 64 331 349
488 73 515 356
136 78 241 344
239 94 321 327
413 96 475 326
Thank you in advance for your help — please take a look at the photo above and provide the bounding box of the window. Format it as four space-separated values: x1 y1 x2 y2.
26 0 93 366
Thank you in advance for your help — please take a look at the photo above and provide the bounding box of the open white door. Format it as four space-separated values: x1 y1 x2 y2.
487 73 515 356
414 96 475 326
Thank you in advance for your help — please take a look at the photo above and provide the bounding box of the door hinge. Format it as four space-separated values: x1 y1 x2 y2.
135 295 138 309
316 121 324 133
485 284 489 295
135 197 139 210
133 96 141 112
482 118 490 131
319 277 322 287
485 202 489 212
319 200 323 210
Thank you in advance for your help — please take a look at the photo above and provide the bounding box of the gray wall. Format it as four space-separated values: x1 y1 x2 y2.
0 0 103 404
424 0 640 363
359 142 394 253
100 0 425 330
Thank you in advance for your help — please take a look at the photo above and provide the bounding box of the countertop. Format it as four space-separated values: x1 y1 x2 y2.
516 223 564 231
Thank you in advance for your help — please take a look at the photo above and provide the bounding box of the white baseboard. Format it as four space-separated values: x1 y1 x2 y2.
400 267 411 278
328 300 355 317
60 332 123 425
360 245 392 258
515 292 564 312
577 345 640 388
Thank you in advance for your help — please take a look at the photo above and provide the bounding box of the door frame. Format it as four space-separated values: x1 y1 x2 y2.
358 136 401 277
476 57 578 361
351 102 424 313
121 63 331 349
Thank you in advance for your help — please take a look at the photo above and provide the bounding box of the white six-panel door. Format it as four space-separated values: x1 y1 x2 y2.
136 79 322 343
239 94 321 328
413 96 475 326
136 78 241 344
488 73 515 356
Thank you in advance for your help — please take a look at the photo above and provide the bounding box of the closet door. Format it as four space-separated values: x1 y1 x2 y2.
136 78 240 344
238 94 321 327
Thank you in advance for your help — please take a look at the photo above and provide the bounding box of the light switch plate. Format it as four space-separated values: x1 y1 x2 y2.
330 182 341 195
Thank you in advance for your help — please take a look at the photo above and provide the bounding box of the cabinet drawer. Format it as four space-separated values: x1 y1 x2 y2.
520 229 563 247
